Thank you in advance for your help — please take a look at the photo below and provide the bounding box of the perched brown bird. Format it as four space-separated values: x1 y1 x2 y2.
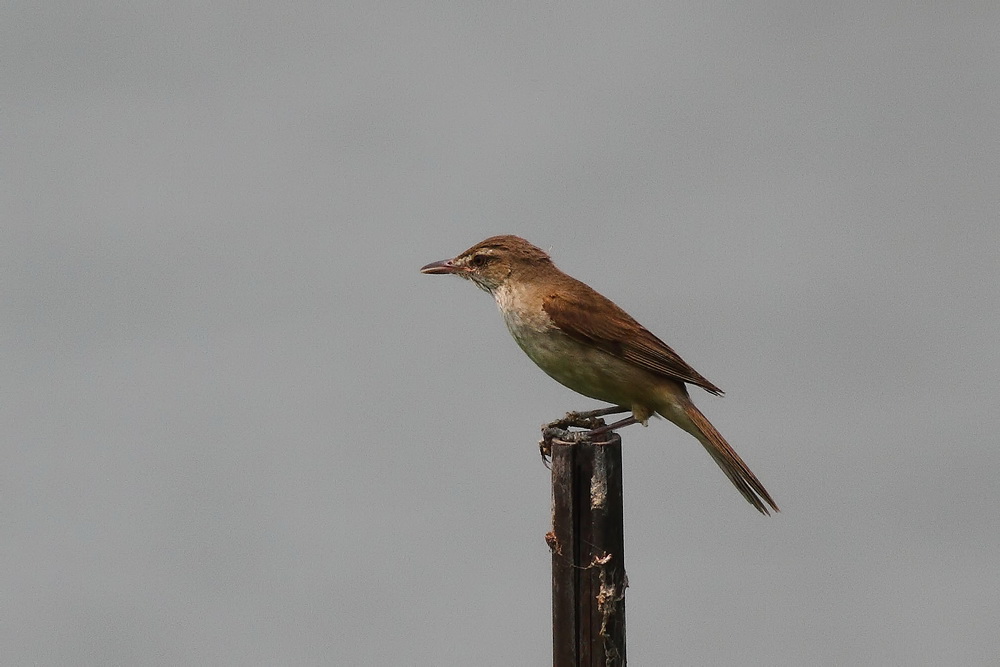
421 235 778 515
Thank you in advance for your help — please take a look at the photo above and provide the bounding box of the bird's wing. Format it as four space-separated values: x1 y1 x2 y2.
542 288 723 395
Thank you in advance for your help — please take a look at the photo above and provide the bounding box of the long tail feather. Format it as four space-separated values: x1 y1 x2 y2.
681 403 779 515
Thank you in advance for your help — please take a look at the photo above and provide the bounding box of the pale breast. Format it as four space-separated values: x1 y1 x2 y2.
493 284 663 409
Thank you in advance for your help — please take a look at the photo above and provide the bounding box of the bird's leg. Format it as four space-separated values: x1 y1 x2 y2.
568 405 631 420
586 416 639 437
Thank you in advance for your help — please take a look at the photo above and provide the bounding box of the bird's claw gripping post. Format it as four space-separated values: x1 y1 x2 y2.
538 406 631 467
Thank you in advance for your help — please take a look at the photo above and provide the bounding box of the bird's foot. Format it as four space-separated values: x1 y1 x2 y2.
539 406 632 466
543 406 630 432
540 423 594 468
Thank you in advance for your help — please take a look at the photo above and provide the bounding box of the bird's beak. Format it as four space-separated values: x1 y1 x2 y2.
420 258 462 274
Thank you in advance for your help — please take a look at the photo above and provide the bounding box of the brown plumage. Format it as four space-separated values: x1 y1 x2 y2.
542 287 724 395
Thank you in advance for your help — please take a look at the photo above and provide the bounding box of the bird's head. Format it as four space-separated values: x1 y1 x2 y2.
420 235 553 294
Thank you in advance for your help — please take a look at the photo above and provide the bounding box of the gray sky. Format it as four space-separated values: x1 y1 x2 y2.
4 2 999 664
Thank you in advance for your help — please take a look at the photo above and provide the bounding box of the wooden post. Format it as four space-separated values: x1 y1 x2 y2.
547 431 627 666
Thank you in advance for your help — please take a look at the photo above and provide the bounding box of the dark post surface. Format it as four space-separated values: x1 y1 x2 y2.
549 433 627 666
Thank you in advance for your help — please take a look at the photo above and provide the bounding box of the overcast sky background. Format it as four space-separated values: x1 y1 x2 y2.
4 2 999 665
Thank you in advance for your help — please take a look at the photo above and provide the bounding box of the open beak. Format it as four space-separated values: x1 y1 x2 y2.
420 258 462 274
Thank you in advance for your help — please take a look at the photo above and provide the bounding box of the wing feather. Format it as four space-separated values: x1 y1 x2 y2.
542 288 723 395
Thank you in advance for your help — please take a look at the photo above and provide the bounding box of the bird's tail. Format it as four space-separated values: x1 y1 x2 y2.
680 402 779 515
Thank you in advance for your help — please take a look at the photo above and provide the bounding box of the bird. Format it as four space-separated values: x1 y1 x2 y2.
420 235 778 515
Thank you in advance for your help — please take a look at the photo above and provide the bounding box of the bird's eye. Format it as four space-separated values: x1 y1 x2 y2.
470 254 488 267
